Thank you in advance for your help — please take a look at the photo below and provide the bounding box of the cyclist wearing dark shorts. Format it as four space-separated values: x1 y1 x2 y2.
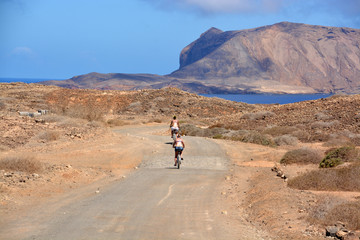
172 134 185 166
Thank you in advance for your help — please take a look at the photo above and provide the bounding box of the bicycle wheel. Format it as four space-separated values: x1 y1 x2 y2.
177 154 181 169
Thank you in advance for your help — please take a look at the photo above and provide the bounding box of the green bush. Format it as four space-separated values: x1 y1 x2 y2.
319 146 359 168
319 158 342 168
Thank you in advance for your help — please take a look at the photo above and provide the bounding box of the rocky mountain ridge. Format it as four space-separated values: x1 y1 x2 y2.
42 22 360 94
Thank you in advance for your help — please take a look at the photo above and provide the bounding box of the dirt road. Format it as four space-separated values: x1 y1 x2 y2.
0 125 264 240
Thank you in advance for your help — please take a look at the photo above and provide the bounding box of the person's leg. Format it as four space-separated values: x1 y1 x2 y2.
174 150 178 166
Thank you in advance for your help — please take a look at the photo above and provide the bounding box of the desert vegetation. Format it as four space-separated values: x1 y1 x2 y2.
0 155 43 174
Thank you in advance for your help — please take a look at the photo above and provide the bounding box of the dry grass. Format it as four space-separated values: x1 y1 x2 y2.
38 130 61 142
309 197 360 230
274 135 298 146
323 201 360 230
241 111 275 120
107 118 128 127
229 130 275 146
288 163 360 191
263 126 298 136
280 147 323 165
0 155 43 173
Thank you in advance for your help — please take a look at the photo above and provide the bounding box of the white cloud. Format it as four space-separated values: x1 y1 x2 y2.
12 46 34 56
141 0 286 14
183 0 284 13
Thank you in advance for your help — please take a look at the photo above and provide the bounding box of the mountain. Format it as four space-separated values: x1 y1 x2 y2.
42 22 360 94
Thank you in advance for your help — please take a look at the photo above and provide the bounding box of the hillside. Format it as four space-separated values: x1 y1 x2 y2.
41 22 360 93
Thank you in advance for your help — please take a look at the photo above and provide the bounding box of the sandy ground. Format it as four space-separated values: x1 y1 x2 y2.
1 123 360 239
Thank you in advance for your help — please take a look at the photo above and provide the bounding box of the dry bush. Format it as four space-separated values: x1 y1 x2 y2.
263 126 298 136
280 147 323 165
291 130 311 142
288 163 360 191
274 135 298 146
322 201 360 230
319 146 360 168
241 111 275 120
230 130 275 146
314 112 332 121
151 118 162 123
107 118 128 127
324 134 353 147
38 130 61 142
311 120 339 129
64 105 105 122
0 155 43 173
309 197 360 230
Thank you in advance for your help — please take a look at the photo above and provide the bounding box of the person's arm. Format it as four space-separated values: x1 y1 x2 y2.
170 121 173 127
182 140 185 149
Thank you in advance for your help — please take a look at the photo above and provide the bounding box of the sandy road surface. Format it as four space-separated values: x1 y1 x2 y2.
0 125 263 240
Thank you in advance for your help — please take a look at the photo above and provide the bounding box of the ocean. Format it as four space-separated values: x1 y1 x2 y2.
0 78 332 104
0 78 59 84
200 93 333 104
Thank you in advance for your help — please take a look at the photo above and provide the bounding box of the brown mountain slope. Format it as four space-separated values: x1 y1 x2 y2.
42 22 360 94
170 22 360 93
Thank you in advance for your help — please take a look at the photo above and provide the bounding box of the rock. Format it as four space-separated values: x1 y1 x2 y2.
4 173 12 177
336 229 349 239
221 210 228 215
225 176 230 180
326 226 339 237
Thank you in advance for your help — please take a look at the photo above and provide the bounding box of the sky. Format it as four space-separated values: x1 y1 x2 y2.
1 0 360 79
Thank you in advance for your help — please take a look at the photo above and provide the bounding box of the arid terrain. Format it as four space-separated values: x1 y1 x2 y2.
1 82 360 239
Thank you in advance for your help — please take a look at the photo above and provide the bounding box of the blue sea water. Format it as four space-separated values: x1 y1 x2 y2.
201 93 333 105
0 78 332 105
0 78 59 83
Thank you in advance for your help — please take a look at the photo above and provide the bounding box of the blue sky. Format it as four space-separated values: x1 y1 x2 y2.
1 0 360 79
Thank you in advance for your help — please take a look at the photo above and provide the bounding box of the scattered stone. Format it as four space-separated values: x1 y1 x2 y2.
221 191 227 195
32 173 39 178
225 176 230 180
221 210 228 215
4 173 12 177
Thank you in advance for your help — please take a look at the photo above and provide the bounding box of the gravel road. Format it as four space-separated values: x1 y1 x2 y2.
1 125 263 240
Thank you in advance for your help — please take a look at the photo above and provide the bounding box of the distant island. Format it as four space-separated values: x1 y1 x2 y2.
41 22 360 94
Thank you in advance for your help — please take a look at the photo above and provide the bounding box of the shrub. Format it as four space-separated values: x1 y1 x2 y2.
241 111 275 120
213 134 224 139
263 126 298 136
107 118 128 127
314 112 332 121
0 155 43 173
311 120 339 129
274 135 298 146
38 130 61 141
322 201 360 230
319 146 360 168
280 147 323 165
288 163 360 191
231 130 275 146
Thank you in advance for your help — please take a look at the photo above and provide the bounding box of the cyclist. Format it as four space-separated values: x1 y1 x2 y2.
170 116 180 138
173 133 185 166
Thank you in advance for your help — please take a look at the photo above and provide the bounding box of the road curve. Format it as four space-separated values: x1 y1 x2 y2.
1 124 263 240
